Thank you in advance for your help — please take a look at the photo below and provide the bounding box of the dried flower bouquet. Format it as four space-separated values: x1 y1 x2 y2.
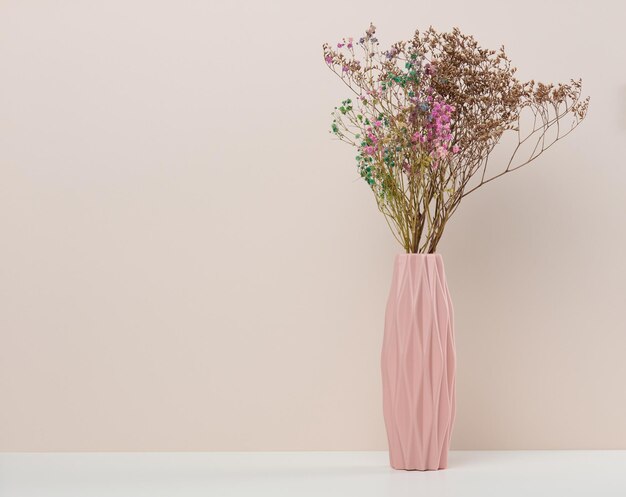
324 25 589 253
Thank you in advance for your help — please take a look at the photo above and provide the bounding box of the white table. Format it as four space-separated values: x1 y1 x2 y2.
1 451 625 497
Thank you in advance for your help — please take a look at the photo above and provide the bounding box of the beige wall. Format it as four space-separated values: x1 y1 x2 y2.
1 0 625 451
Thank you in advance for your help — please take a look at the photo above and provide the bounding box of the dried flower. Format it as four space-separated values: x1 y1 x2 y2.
323 25 589 253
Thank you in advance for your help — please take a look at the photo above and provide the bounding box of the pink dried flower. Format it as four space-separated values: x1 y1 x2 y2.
363 146 376 155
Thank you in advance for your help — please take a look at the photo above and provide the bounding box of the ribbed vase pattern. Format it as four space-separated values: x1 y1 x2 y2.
381 254 456 471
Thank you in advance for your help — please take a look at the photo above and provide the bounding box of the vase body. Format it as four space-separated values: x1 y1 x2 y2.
381 254 456 471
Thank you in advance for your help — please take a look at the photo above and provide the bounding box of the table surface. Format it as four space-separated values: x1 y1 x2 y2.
1 451 625 497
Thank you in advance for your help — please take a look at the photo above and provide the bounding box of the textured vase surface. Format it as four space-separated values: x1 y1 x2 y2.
381 254 456 471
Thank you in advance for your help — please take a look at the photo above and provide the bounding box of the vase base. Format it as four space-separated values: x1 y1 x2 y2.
391 465 448 471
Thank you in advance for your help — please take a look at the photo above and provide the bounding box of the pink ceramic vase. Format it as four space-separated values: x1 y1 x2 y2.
381 254 456 471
